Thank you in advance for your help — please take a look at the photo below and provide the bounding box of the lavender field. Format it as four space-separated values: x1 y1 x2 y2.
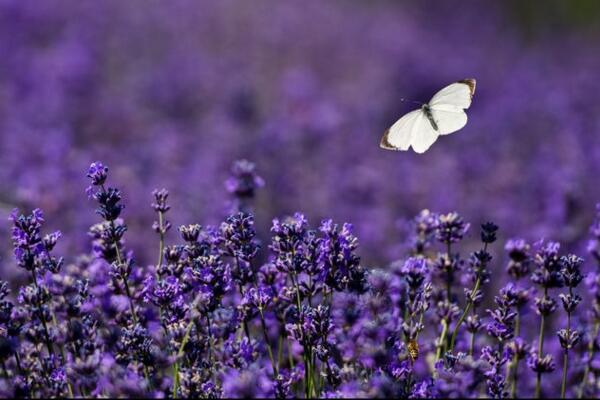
2 1 600 398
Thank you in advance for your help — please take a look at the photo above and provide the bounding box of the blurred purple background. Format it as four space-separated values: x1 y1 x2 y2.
2 0 600 269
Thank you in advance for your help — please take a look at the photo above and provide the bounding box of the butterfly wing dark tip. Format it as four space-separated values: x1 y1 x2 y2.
458 79 476 97
380 129 398 150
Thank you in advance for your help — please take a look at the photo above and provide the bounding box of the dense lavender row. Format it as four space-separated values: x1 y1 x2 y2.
2 1 600 267
0 160 598 398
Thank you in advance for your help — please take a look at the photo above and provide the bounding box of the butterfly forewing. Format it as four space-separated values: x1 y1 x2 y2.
380 109 422 151
429 79 476 109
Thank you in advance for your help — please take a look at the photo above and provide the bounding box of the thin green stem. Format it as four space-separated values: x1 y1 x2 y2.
238 283 251 339
156 211 165 276
1 361 7 379
435 319 449 362
561 288 573 399
446 241 454 298
449 276 481 353
508 312 521 398
259 308 278 376
468 333 475 357
535 287 548 399
561 347 569 399
579 321 600 398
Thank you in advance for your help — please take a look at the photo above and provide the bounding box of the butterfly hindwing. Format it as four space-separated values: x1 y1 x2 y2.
409 112 439 153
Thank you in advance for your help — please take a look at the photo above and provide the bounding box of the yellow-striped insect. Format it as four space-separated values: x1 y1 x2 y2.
407 339 419 361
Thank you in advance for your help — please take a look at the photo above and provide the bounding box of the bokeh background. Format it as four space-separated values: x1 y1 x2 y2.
2 0 600 271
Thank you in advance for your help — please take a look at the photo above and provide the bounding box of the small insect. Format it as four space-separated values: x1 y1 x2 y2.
407 339 419 361
380 79 476 153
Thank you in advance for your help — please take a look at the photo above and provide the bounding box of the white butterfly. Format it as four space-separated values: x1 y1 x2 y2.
380 79 476 153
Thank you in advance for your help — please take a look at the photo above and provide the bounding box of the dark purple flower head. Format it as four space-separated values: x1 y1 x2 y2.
410 380 436 399
186 254 232 311
559 292 581 314
274 369 293 399
92 187 125 221
505 238 531 279
527 351 555 374
435 300 460 323
557 328 580 350
400 257 429 290
507 337 530 360
224 337 259 369
499 283 532 310
480 346 509 399
531 241 564 289
481 222 499 244
117 324 154 365
411 209 439 254
270 213 311 274
225 159 265 213
466 250 492 284
0 281 9 301
534 296 557 316
179 224 202 243
151 188 171 213
286 304 332 347
225 159 265 199
318 220 368 294
218 212 260 284
466 314 482 333
560 254 584 288
86 162 108 186
143 275 183 307
435 212 470 244
244 284 274 310
10 209 63 273
486 285 518 343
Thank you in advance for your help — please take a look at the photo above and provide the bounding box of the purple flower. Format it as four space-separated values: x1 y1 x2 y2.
86 162 108 186
318 220 368 294
435 212 470 244
505 238 532 279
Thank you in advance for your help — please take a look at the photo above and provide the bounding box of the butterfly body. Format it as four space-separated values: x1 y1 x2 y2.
421 104 439 131
380 79 476 153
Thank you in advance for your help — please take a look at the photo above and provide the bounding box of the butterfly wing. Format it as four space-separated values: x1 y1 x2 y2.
409 111 439 153
428 79 475 135
380 109 423 151
380 109 439 153
429 79 476 110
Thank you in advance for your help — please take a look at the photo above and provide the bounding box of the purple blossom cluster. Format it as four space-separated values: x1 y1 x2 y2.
0 160 599 398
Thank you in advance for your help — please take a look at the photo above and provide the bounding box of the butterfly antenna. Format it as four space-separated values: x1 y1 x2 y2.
399 98 424 106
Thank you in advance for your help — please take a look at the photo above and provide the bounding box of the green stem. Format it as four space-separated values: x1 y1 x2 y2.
535 288 548 399
435 319 449 362
156 211 165 277
561 347 569 399
561 289 573 399
259 308 278 376
579 321 600 398
449 276 481 353
508 312 521 398
446 241 452 302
